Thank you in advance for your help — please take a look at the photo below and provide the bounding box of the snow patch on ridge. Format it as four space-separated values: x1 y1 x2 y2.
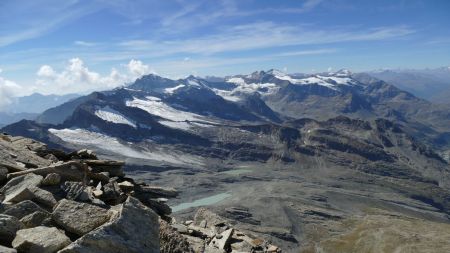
95 106 137 128
125 96 214 123
159 120 191 130
164 84 185 94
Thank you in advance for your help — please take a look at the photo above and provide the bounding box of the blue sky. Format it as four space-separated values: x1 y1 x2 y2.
0 0 449 98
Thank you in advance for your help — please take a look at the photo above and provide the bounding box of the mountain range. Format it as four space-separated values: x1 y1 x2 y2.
2 69 450 252
368 67 450 103
0 93 80 127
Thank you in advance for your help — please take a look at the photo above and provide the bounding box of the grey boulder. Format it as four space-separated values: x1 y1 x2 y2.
58 197 159 253
0 214 23 245
0 245 17 253
0 174 43 204
3 200 47 219
12 226 71 253
20 211 52 228
52 199 111 236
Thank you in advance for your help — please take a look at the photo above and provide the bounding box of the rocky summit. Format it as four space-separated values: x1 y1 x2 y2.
0 133 279 253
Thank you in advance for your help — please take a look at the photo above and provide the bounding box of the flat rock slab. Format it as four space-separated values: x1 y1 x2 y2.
59 197 159 253
3 200 47 219
12 226 71 253
0 245 17 253
27 187 58 208
0 214 23 245
7 162 86 182
52 199 111 236
0 173 43 203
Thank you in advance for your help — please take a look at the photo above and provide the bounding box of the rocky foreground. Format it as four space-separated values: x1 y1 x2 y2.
0 133 280 253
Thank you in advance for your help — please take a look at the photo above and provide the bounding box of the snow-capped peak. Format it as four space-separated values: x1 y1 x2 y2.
267 69 287 77
330 69 352 77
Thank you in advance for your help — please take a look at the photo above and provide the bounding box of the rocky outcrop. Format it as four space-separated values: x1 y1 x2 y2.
0 133 280 253
59 197 160 253
171 208 281 253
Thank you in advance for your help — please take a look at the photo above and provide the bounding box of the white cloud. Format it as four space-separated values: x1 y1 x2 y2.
35 58 154 94
0 72 22 110
36 65 56 78
74 40 96 47
127 59 154 77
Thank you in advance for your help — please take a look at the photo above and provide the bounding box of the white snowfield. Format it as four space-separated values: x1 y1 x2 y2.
164 84 185 94
49 128 203 166
95 105 137 128
125 96 215 131
213 77 279 102
275 73 356 90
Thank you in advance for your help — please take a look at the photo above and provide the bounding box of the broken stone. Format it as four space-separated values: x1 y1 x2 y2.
28 186 58 208
7 162 87 182
267 245 279 252
0 214 23 245
44 153 59 163
0 173 43 203
41 173 61 186
12 226 71 253
75 149 97 160
209 228 233 250
101 181 122 203
93 189 103 198
0 167 8 184
52 199 111 236
61 181 85 200
183 234 205 253
147 198 172 216
136 185 179 198
204 245 226 253
89 172 109 184
171 223 189 234
58 197 159 253
117 181 134 191
20 211 52 228
194 208 227 227
0 245 17 253
160 220 194 253
3 200 47 219
77 186 94 202
95 182 102 191
84 160 124 177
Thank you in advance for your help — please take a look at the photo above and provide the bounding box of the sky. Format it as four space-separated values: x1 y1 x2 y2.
0 0 450 100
